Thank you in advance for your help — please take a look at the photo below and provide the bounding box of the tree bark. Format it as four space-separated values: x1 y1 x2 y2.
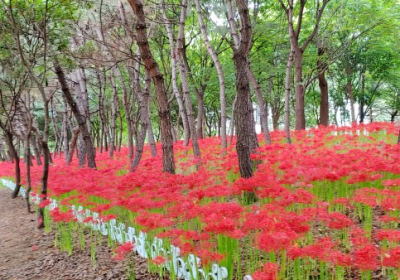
232 0 259 179
127 0 175 174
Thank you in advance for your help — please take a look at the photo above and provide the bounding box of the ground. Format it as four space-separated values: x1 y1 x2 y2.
0 188 162 280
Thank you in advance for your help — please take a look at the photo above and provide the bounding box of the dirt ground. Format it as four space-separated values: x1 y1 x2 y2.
0 188 163 280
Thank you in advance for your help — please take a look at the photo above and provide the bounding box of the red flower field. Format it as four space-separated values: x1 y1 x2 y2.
2 122 400 279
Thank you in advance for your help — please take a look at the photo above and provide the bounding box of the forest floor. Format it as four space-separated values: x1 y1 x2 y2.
0 187 163 280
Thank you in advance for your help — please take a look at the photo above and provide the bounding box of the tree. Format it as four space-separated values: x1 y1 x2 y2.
54 59 96 169
127 0 175 174
279 0 329 130
230 0 259 178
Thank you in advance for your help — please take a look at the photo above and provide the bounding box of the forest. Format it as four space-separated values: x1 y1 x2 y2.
1 0 400 280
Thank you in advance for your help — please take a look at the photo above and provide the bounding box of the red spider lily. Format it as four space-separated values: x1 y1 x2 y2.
383 179 400 188
113 242 134 261
325 212 354 230
258 230 298 253
350 227 370 249
152 255 167 265
252 262 279 280
136 211 173 230
333 197 350 206
379 215 398 223
353 244 379 270
376 229 400 243
195 249 224 266
38 199 51 208
382 247 400 268
50 208 76 223
2 122 400 277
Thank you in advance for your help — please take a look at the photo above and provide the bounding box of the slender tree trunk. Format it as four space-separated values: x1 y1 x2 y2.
38 141 50 228
114 67 135 159
346 67 356 123
359 71 366 124
4 131 21 198
247 68 271 144
54 60 96 168
131 61 154 169
318 46 329 126
68 128 80 164
31 135 42 165
96 67 107 154
144 72 157 157
391 110 397 122
161 1 190 145
25 133 32 212
229 95 237 146
294 49 306 129
109 68 118 157
118 111 123 151
176 0 201 160
194 0 227 148
127 0 175 174
62 95 70 163
279 0 329 130
0 141 6 161
285 46 295 144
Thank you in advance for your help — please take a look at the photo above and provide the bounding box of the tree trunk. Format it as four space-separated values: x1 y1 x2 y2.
247 67 271 144
114 67 135 159
131 61 151 171
54 60 96 169
318 46 329 126
37 141 50 228
176 0 201 160
127 0 175 174
294 49 306 130
233 0 259 180
280 0 329 130
346 67 356 123
144 72 157 157
78 135 86 167
391 110 398 122
68 128 80 164
61 95 70 164
161 1 190 145
109 69 118 157
25 133 32 213
4 131 21 198
284 46 294 144
30 135 42 165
